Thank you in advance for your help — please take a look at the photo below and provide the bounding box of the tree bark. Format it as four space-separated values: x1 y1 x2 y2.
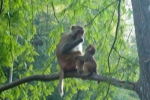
131 0 150 100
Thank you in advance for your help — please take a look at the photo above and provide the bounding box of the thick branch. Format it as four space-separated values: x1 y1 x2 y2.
0 72 136 93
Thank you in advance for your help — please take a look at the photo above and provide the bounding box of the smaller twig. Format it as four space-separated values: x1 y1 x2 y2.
51 2 59 23
0 96 3 100
85 1 117 27
0 0 3 15
126 28 133 42
103 84 110 100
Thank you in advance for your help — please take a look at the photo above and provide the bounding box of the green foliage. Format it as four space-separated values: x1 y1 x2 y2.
0 0 139 100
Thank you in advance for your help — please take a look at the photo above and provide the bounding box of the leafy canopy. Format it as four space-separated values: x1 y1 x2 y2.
0 0 139 100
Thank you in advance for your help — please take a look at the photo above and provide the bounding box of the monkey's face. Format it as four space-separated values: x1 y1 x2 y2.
71 25 84 40
86 45 95 55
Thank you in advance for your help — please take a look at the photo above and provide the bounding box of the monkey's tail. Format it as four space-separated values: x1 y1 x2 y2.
59 70 64 97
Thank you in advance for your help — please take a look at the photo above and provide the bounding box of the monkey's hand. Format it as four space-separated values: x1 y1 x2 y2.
80 37 84 43
75 37 84 43
61 38 83 54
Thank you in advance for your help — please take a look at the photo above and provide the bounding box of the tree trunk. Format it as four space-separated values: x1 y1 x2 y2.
131 0 150 100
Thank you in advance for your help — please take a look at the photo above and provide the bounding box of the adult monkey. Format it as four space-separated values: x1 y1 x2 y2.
56 25 85 97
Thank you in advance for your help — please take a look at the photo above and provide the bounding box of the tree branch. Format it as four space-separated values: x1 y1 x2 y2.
0 72 136 93
85 1 117 27
51 2 59 23
105 0 121 98
0 0 3 15
108 0 121 73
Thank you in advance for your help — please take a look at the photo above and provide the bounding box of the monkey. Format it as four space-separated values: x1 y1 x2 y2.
56 25 84 97
75 44 98 76
75 58 84 74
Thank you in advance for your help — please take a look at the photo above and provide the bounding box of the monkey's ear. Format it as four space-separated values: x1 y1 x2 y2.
71 26 75 30
88 45 93 51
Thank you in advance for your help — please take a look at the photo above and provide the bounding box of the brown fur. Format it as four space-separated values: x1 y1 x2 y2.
56 25 84 97
75 44 98 76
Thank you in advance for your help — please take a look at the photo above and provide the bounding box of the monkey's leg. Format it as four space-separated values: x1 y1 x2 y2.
62 38 83 54
77 60 84 74
82 64 91 76
76 59 84 75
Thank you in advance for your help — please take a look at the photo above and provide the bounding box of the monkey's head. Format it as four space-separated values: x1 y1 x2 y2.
71 25 84 40
85 44 95 55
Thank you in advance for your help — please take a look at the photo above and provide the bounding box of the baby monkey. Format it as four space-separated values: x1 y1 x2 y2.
75 44 98 76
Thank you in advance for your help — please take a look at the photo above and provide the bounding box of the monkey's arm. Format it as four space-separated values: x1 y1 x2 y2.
61 38 83 54
75 55 87 62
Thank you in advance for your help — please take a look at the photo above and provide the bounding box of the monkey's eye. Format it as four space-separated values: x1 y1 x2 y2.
77 30 81 33
77 30 83 34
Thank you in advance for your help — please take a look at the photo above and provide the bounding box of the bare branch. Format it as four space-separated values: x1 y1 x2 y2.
0 0 3 15
51 2 59 23
0 72 136 93
106 0 122 98
85 1 117 27
108 0 121 72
